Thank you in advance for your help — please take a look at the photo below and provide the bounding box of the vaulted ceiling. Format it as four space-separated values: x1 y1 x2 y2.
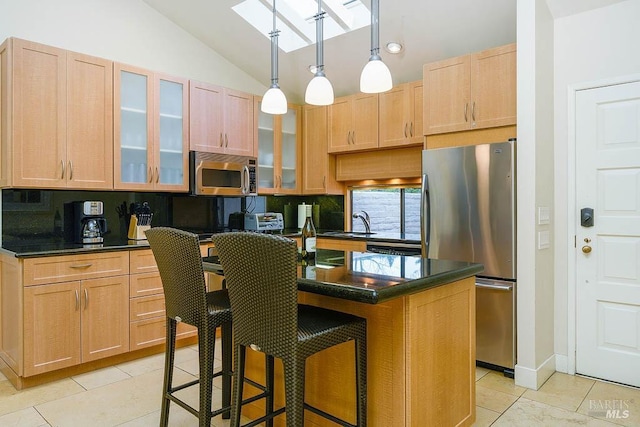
142 0 627 103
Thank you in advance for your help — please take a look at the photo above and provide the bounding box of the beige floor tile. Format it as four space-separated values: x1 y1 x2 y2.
477 371 527 397
523 372 596 411
493 398 619 426
0 407 50 426
473 405 501 426
476 384 519 413
476 366 491 381
72 366 131 390
117 347 199 377
577 380 640 427
35 368 195 426
0 378 84 417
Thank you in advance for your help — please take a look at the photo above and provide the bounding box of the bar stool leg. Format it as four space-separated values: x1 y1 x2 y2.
356 334 367 427
198 324 215 427
283 358 306 427
221 322 232 419
265 355 275 427
160 318 177 427
231 345 246 427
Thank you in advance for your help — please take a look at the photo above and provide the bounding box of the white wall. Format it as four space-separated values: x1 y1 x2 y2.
515 0 556 390
0 0 266 94
553 0 640 368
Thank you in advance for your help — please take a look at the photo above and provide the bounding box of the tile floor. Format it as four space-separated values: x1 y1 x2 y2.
1 343 639 426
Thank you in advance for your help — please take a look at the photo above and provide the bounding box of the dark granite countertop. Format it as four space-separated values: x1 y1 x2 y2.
203 249 483 304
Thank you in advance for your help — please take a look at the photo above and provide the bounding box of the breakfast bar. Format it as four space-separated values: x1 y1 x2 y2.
203 249 483 427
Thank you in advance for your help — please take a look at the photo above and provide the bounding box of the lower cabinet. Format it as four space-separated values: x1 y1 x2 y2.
129 249 197 350
23 275 130 376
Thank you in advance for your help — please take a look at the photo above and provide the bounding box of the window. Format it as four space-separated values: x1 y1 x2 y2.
232 0 371 53
350 186 421 235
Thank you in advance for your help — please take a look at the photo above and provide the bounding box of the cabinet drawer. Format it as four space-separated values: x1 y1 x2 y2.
130 317 197 351
130 294 165 322
23 252 129 286
129 249 158 274
130 272 163 297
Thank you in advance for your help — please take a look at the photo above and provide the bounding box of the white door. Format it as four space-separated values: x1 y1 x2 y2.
575 81 640 387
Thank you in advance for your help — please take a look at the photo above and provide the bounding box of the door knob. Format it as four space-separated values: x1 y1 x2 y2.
582 245 592 254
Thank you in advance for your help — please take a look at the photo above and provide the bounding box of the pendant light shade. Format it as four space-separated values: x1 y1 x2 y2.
305 0 334 105
360 0 392 93
261 0 287 114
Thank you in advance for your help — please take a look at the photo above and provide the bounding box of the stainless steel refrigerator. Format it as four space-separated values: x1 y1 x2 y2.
421 139 516 374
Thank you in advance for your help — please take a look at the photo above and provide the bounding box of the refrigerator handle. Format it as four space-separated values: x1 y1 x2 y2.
421 173 431 256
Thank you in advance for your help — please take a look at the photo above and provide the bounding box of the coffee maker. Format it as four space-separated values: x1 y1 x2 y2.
64 201 108 244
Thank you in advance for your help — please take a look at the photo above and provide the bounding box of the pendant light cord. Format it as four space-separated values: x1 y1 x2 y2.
314 0 326 76
270 0 280 87
370 0 381 59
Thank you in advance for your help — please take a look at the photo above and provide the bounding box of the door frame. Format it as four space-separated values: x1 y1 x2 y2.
566 73 640 376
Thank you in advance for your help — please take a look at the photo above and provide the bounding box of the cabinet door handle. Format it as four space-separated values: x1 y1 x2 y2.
84 288 88 309
410 122 414 137
148 167 153 183
155 167 159 183
352 131 356 144
471 102 476 122
323 175 326 189
70 263 93 269
225 134 229 148
61 160 65 179
219 133 224 147
68 160 73 180
404 123 407 138
464 103 468 122
75 289 80 311
347 131 351 144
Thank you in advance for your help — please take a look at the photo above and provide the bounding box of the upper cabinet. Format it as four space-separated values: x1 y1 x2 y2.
379 81 423 148
189 81 254 157
113 64 189 191
0 38 113 189
328 93 378 153
423 43 516 135
255 98 302 195
302 105 343 195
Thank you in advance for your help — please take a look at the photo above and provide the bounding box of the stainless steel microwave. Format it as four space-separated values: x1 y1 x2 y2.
189 151 257 196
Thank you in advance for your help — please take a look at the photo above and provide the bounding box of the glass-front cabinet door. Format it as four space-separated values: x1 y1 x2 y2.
255 98 301 195
115 64 152 190
115 64 188 191
155 75 188 191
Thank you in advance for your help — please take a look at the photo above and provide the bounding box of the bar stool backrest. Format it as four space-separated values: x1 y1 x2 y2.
213 232 298 358
146 227 208 326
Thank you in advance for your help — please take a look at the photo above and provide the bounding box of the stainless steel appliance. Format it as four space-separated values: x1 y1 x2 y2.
189 151 257 196
421 139 516 375
64 201 108 244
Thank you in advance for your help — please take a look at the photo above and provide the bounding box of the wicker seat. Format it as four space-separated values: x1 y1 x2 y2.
146 227 233 427
212 232 368 427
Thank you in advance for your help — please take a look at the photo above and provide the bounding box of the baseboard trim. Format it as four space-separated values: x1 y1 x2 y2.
514 354 556 390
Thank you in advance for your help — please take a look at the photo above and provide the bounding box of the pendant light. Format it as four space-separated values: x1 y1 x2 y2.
305 0 334 105
261 0 287 114
360 0 392 93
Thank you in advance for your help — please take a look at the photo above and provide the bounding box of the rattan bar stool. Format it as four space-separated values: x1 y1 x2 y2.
213 232 368 427
146 227 233 427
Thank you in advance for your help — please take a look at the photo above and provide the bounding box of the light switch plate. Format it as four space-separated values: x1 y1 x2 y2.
538 207 550 225
538 230 550 249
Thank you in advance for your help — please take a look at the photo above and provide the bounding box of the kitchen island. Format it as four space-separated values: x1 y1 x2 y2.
203 249 483 427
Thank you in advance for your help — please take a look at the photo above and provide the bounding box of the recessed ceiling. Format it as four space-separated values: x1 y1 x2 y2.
143 0 517 103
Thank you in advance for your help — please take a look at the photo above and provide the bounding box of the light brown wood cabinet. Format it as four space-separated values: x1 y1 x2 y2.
379 81 424 148
189 81 254 157
128 249 196 351
423 43 516 135
302 104 344 195
22 252 130 376
328 93 378 153
0 38 113 189
114 64 189 191
254 98 302 194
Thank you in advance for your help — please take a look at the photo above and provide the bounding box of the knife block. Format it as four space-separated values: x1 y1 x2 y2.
128 215 150 240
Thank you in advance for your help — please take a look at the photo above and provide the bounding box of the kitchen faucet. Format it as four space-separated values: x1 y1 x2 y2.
352 211 371 234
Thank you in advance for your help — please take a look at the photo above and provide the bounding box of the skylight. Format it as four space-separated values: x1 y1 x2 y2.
232 0 370 53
